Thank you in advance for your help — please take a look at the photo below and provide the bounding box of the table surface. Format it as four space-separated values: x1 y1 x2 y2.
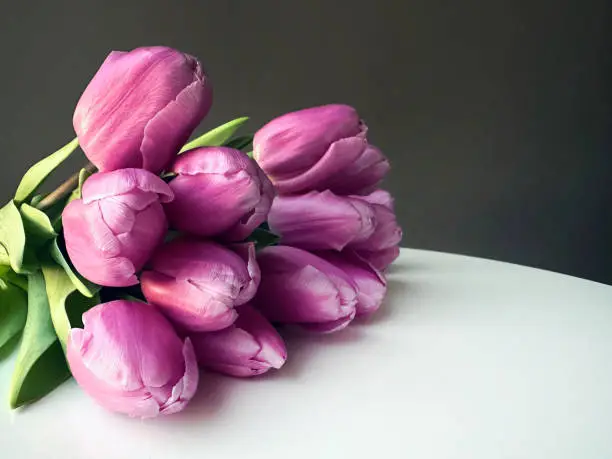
1 249 611 459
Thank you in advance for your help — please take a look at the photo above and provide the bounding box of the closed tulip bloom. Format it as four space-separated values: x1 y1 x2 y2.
67 300 198 419
164 147 274 240
141 239 259 332
63 169 173 287
253 246 357 333
74 46 212 174
253 104 388 195
267 190 376 251
268 189 402 270
316 251 387 317
190 304 287 377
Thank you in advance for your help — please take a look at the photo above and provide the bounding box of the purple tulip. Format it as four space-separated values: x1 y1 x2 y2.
67 300 198 419
74 46 212 174
63 169 173 287
267 189 402 270
253 246 357 333
190 303 287 377
315 251 387 317
141 239 260 332
253 104 388 195
163 147 274 240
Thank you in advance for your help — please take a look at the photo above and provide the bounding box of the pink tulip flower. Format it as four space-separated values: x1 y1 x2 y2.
67 300 198 419
141 239 260 332
253 104 388 195
63 168 173 287
253 246 357 333
164 147 274 240
74 46 212 174
268 189 402 270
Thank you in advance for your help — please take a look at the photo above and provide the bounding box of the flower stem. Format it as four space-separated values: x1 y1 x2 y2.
36 162 97 211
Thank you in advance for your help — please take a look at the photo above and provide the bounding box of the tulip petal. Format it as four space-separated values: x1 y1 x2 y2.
82 169 173 204
161 338 199 415
324 145 390 195
165 172 259 237
141 77 211 173
268 191 376 251
317 251 387 316
141 271 238 332
356 189 395 210
272 134 367 194
229 243 260 305
253 104 362 177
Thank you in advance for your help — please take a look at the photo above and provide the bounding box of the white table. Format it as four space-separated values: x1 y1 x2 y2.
1 249 612 458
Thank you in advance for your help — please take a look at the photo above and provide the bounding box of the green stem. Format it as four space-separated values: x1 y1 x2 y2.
35 162 97 211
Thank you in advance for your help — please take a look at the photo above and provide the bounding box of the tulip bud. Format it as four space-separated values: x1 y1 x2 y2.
268 189 402 269
63 169 173 287
253 104 388 195
315 251 387 317
141 239 260 332
67 300 198 419
190 303 287 377
253 246 357 333
163 147 274 240
74 46 212 174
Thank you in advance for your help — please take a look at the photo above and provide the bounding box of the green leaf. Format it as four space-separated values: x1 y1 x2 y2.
224 135 253 151
49 238 98 298
20 203 57 245
0 201 36 274
9 272 71 408
67 167 93 204
0 245 9 274
42 263 99 350
246 150 254 158
180 117 249 152
248 227 280 250
0 279 27 352
14 138 80 204
1 269 28 292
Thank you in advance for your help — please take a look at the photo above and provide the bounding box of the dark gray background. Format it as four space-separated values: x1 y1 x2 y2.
1 1 610 283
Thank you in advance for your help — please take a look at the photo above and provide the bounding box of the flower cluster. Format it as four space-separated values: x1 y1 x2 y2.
0 46 401 419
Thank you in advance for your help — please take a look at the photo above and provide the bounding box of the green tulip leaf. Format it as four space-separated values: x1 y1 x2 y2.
180 117 249 152
1 269 28 292
14 138 80 204
224 135 253 151
9 272 71 409
0 278 27 352
49 238 98 298
0 245 9 274
42 263 99 350
20 203 57 245
67 167 94 205
0 201 37 274
248 227 280 250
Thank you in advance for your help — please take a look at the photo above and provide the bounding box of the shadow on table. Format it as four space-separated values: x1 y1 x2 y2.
181 272 415 419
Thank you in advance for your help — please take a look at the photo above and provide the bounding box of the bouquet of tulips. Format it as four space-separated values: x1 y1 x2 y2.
0 46 402 418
